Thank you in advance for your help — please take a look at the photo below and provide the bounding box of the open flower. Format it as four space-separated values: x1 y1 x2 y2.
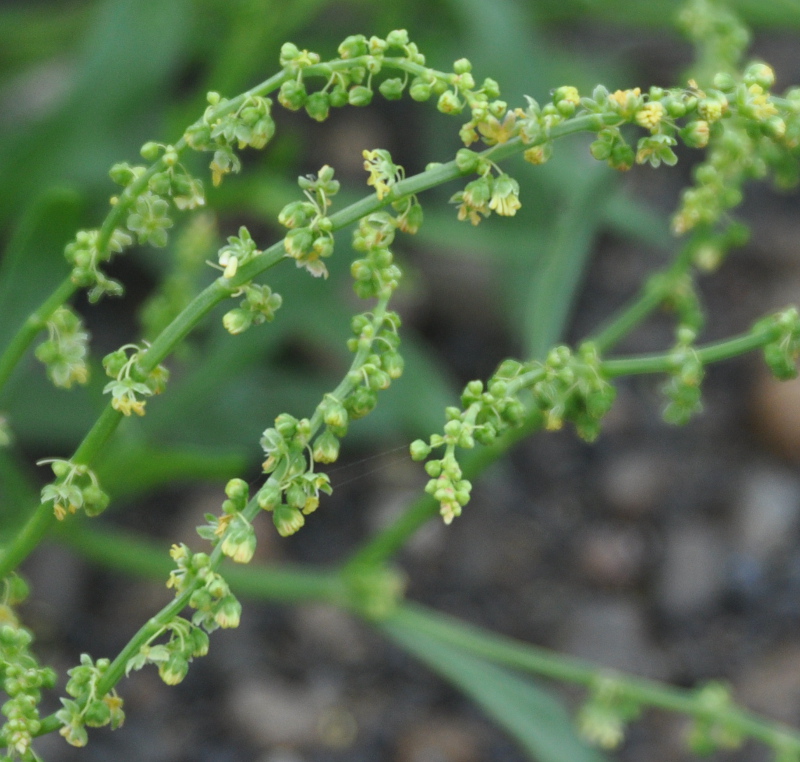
488 173 521 216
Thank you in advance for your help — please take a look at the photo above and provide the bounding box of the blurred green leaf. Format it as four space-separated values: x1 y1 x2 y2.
0 0 192 226
523 165 615 359
0 188 81 354
0 3 93 77
384 608 609 762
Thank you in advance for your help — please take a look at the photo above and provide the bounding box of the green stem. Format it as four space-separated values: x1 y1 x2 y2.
589 281 669 355
601 323 778 377
588 238 695 354
383 603 800 751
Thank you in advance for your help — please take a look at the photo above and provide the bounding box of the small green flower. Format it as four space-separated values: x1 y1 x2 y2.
274 505 305 537
126 193 173 247
488 173 521 216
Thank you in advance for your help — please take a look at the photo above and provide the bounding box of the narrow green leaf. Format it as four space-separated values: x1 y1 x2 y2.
523 166 615 359
383 613 609 762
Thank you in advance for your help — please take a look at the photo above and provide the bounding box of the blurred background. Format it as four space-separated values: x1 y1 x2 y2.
2 0 800 760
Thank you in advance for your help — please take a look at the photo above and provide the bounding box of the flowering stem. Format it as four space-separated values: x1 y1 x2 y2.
382 603 800 751
46 506 800 754
601 322 779 377
344 412 542 571
0 104 617 581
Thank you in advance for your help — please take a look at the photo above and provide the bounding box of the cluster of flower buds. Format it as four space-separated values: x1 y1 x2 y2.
0 575 57 758
125 615 209 687
222 282 283 335
197 478 257 564
64 228 132 302
757 307 800 381
166 544 242 632
102 343 169 417
350 211 403 299
55 654 124 748
112 142 205 220
577 677 641 750
661 328 705 425
412 344 615 523
184 92 275 186
276 31 424 120
257 414 333 537
252 302 403 538
34 306 89 389
686 682 745 755
38 459 109 520
279 165 340 278
646 271 705 335
450 148 522 225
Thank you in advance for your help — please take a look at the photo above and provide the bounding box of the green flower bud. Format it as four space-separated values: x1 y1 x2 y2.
348 85 373 106
305 91 330 121
382 350 404 379
274 505 305 537
83 699 111 727
368 35 388 55
386 29 409 47
140 141 161 161
312 233 334 258
221 523 256 564
286 482 306 509
322 400 348 429
762 115 786 139
665 98 687 118
589 137 613 162
82 485 110 517
158 654 189 685
275 413 298 437
109 162 138 186
225 478 249 502
257 484 281 511
410 439 431 461
409 78 432 101
379 77 405 100
51 460 72 479
455 148 480 173
680 120 710 149
712 72 736 91
338 34 368 59
278 79 307 110
608 142 634 171
206 91 221 106
437 90 462 114
223 309 253 335
279 42 302 65
329 85 349 107
744 61 775 90
474 423 497 445
189 627 210 657
346 386 377 419
312 429 340 464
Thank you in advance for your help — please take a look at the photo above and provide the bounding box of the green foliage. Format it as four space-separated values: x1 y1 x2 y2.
1 0 800 760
